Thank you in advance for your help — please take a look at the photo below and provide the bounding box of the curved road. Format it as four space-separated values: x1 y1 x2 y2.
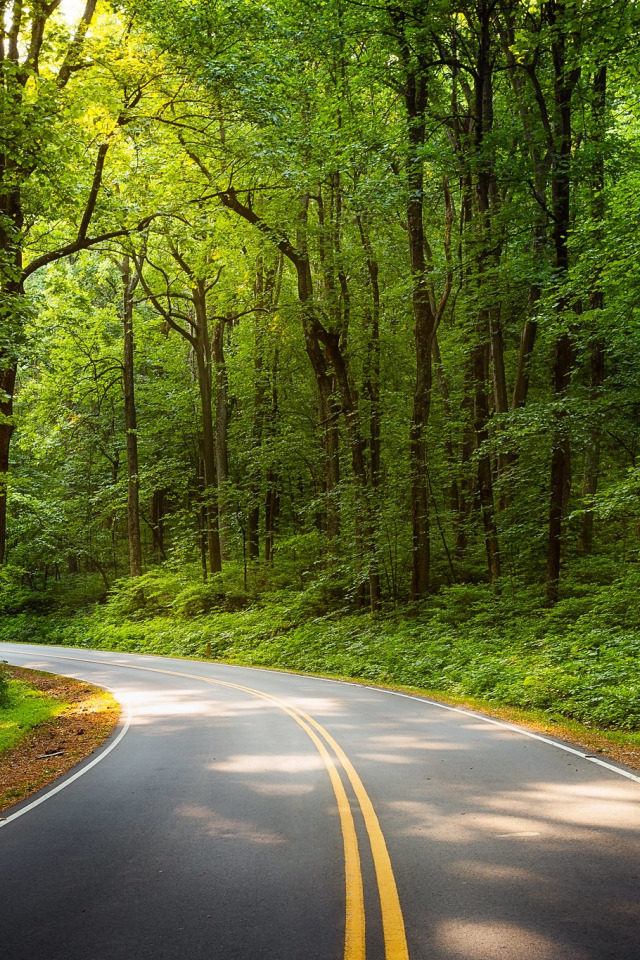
1 643 639 960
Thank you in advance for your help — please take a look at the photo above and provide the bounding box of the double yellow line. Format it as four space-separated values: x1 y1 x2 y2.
201 676 410 960
30 655 410 960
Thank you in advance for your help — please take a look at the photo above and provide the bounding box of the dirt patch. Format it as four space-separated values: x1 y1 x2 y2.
0 667 120 815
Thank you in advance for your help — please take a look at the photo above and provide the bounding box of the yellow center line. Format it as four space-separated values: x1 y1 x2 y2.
301 712 410 960
200 677 367 960
22 654 409 960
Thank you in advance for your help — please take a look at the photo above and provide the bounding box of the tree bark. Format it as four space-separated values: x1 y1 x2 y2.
578 65 607 555
0 364 16 565
193 283 222 574
545 1 579 604
121 256 143 577
469 3 501 582
578 336 604 554
403 63 436 600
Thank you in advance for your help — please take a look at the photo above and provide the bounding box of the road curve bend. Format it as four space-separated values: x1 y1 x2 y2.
1 643 639 960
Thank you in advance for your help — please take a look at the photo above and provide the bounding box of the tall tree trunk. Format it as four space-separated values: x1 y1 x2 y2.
545 2 579 604
0 197 22 564
197 457 208 582
579 336 604 553
247 329 264 563
579 65 607 555
193 284 222 573
121 256 142 577
0 363 16 565
489 308 511 510
432 333 463 532
473 329 501 582
247 259 280 563
211 313 231 558
212 316 229 487
405 68 435 599
471 3 501 582
264 346 280 564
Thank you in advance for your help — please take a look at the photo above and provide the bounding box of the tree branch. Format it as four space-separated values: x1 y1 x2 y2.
57 0 98 89
22 215 157 280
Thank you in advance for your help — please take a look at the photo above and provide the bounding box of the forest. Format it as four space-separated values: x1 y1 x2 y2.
2 0 640 737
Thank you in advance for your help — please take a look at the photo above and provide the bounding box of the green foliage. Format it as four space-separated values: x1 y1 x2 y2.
0 678 65 754
102 567 249 619
5 0 640 753
4 570 640 732
0 667 10 709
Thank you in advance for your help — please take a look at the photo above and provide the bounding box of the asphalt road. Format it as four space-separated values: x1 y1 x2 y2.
1 643 639 960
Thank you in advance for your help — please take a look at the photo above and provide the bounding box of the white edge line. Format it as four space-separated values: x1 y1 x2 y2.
0 697 131 829
3 645 640 787
375 688 640 784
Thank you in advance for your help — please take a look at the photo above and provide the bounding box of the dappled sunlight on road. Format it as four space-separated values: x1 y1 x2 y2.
484 780 640 830
287 695 352 717
433 919 588 960
357 752 416 764
126 688 227 721
210 753 324 774
245 780 316 796
174 803 286 844
449 861 539 882
367 733 471 751
105 683 279 733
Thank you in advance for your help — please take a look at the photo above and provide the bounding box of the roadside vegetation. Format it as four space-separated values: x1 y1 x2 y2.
0 666 120 812
3 0 640 761
0 669 68 754
3 559 640 746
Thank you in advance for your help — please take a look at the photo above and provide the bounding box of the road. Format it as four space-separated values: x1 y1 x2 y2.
1 643 639 960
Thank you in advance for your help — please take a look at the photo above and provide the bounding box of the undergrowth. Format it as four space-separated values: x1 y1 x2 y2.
1 561 640 732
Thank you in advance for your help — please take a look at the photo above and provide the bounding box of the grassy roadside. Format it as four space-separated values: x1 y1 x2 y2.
0 667 120 813
2 566 640 774
1 672 69 753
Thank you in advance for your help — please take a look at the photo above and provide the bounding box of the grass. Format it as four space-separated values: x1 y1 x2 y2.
0 667 121 813
0 675 69 754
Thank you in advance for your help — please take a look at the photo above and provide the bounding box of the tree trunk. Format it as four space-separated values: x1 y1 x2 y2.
0 203 22 565
357 216 382 611
578 336 604 554
0 363 16 565
473 331 501 583
264 469 279 564
545 2 579 604
489 309 511 510
405 68 435 600
432 333 463 531
264 346 280 564
121 257 143 577
578 65 607 555
193 284 222 573
212 316 229 486
470 4 501 583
